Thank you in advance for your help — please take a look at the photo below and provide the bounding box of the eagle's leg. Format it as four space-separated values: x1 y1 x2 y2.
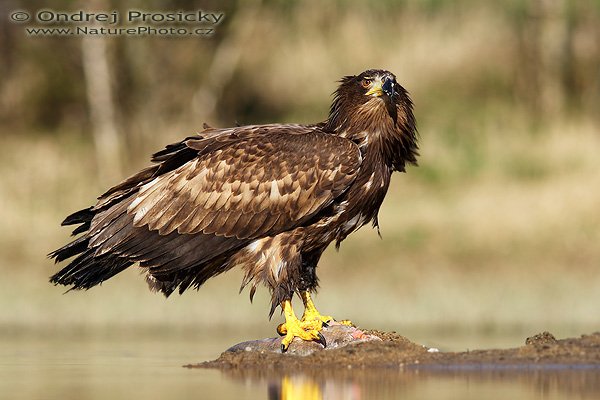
279 299 327 352
300 291 354 327
277 291 353 338
276 292 329 337
299 291 333 325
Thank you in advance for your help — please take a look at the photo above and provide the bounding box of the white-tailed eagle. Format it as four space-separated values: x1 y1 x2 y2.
50 69 419 351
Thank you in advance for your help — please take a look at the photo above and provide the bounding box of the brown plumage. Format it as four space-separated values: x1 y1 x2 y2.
50 69 418 318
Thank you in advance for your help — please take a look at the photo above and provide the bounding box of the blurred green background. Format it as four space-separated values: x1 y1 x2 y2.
1 0 599 346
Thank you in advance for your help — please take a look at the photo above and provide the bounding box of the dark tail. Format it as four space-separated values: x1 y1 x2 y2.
49 207 131 290
50 134 216 291
49 249 131 290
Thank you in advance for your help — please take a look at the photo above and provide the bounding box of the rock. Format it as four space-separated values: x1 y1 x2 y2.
225 321 382 356
525 331 557 346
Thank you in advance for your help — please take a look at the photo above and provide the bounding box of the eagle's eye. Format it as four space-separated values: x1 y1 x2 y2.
361 78 372 89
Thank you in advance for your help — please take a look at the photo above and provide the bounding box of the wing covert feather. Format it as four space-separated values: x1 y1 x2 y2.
128 128 361 240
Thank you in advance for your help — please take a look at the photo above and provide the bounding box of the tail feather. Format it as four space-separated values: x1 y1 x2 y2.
62 207 94 226
50 131 240 294
48 236 90 263
49 248 131 290
71 221 91 236
49 206 131 290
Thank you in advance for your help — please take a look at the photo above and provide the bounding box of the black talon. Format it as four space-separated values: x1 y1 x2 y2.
281 343 287 353
316 332 327 348
322 320 330 328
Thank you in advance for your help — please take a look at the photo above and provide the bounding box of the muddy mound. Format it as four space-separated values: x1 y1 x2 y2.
187 325 600 370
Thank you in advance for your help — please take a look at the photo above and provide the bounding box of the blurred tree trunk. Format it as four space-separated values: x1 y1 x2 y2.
514 0 573 120
537 0 568 117
80 0 122 185
0 1 16 125
192 0 263 124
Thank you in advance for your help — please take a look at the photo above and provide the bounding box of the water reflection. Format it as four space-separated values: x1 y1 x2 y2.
225 366 600 400
2 334 600 400
269 376 325 400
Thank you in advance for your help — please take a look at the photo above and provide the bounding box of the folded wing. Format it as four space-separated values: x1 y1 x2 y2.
51 125 362 295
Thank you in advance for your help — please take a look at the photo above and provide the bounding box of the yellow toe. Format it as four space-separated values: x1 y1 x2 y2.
300 291 351 327
302 309 332 325
279 300 327 352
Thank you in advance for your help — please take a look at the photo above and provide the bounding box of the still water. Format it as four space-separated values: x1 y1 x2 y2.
1 333 599 400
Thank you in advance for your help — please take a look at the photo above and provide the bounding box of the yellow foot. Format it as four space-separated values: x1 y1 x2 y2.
279 300 326 352
277 292 331 337
277 316 325 336
301 307 332 326
300 290 353 327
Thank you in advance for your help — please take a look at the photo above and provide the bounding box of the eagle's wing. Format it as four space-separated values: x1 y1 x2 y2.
59 125 362 293
52 125 361 295
123 126 361 240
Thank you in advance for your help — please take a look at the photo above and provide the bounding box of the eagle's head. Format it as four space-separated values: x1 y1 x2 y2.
345 69 399 101
326 69 419 172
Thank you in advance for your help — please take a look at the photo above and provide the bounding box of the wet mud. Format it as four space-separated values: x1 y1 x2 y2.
187 323 600 371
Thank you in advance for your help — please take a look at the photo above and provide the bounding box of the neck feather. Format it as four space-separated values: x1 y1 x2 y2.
325 95 419 172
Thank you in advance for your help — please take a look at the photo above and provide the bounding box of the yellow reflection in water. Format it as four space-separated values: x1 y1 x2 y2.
271 374 364 400
280 376 322 400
